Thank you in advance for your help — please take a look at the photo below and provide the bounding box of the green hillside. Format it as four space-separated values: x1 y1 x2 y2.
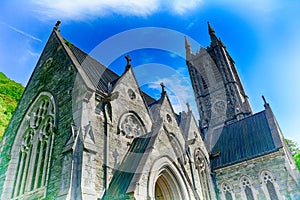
0 72 24 140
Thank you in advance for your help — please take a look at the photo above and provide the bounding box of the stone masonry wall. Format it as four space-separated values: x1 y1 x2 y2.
0 31 78 199
214 149 300 200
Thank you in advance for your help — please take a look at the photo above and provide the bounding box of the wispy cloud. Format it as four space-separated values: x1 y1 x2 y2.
171 0 203 15
147 73 198 117
31 0 203 21
0 22 42 42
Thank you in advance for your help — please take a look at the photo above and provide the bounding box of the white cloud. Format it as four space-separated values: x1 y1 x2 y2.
31 0 203 21
0 22 42 42
171 0 203 15
147 73 198 118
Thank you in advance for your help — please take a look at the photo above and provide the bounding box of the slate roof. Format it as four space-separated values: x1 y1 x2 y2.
103 133 153 199
141 91 157 105
69 43 119 92
67 41 156 105
210 111 283 170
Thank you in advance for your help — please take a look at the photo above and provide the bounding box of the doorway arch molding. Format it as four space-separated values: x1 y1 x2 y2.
147 156 190 200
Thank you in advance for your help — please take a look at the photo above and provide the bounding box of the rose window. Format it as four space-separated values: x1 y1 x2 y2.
120 114 144 138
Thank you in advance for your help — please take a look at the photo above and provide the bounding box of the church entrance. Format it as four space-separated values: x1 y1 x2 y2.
154 169 182 200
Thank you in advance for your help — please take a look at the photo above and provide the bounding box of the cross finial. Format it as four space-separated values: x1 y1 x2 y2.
262 95 270 108
262 95 267 104
54 20 61 31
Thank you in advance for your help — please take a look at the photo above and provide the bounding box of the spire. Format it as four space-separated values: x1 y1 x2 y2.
219 38 226 48
207 21 218 46
207 21 215 35
185 36 192 61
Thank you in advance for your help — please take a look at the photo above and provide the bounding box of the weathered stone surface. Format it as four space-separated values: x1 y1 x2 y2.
0 23 299 200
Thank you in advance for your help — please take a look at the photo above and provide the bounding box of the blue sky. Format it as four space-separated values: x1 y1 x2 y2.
1 0 300 145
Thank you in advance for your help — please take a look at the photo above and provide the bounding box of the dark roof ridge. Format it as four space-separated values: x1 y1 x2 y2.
226 110 266 127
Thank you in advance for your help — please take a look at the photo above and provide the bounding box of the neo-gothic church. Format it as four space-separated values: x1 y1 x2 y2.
0 22 299 200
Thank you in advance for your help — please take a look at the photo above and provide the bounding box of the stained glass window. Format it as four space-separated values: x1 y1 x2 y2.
11 93 56 198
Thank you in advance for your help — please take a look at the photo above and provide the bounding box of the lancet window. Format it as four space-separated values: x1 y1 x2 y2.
11 92 56 198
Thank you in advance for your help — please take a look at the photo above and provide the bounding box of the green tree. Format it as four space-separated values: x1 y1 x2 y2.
285 138 300 171
285 138 300 156
0 72 24 141
294 152 300 172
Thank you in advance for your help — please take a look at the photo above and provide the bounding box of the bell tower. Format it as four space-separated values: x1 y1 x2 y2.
186 22 252 150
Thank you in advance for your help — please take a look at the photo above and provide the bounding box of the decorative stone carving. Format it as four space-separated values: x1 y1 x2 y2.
212 100 226 114
195 150 205 171
119 113 145 138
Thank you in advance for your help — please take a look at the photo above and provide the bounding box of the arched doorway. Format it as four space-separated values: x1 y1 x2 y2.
154 168 182 200
148 157 190 200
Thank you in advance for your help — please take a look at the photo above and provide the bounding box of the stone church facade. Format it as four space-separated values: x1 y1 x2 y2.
0 22 299 199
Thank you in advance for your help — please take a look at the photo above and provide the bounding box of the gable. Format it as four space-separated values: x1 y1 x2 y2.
109 67 153 135
0 30 78 198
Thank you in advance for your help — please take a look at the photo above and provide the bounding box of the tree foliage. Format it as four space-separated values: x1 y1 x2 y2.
285 138 300 171
294 152 300 172
0 72 24 141
285 138 300 156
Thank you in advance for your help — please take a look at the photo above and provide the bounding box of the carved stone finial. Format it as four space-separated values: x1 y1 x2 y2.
125 55 132 71
160 82 165 95
54 20 61 31
186 102 191 112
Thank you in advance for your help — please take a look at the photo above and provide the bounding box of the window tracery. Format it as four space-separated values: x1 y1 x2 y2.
239 176 254 200
221 182 233 200
11 92 56 199
119 113 145 138
261 170 279 200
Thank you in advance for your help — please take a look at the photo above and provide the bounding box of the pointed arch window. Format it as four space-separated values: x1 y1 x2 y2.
261 170 279 200
239 176 254 200
195 149 211 200
221 182 234 200
8 92 56 199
